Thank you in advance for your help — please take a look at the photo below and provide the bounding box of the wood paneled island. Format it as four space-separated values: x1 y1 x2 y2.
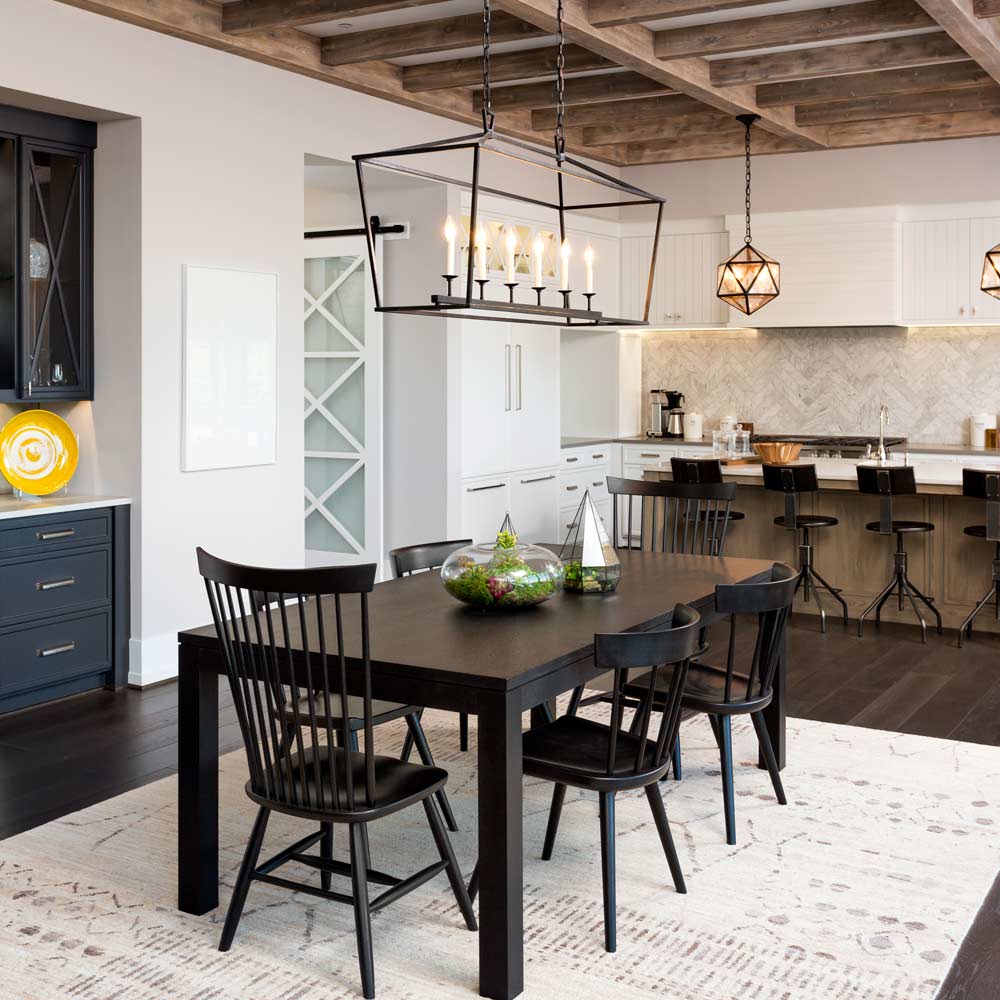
646 459 1000 636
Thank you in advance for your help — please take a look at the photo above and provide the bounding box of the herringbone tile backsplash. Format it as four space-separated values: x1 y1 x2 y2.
642 326 1000 445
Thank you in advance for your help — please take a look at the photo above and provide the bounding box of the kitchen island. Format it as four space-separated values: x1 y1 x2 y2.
646 459 1000 636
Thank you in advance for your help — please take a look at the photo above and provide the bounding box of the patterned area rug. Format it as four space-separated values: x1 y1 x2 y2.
1 707 998 1000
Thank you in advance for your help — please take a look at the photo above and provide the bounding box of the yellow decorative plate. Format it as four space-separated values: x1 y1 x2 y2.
0 410 79 496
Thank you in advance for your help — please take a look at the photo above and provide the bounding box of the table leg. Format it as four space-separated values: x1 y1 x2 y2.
178 643 220 914
759 624 786 771
477 692 524 1000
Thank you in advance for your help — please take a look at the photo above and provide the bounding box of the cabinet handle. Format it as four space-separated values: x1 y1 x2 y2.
516 344 523 411
36 577 76 592
565 456 579 463
640 452 660 458
520 475 555 484
972 305 978 316
37 641 76 658
592 453 605 460
505 344 511 412
466 482 507 492
37 528 75 541
565 521 579 530
566 484 579 491
592 481 603 487
959 306 966 316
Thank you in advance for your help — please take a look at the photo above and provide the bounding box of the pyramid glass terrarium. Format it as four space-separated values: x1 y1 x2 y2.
559 490 621 594
441 515 564 610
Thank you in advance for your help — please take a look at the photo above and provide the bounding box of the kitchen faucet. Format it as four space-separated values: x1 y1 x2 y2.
877 403 889 464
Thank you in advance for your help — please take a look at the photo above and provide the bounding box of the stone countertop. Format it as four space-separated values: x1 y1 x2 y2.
0 494 131 520
563 436 1000 457
560 437 619 449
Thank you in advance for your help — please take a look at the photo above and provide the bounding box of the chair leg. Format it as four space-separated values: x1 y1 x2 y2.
219 806 270 952
644 785 686 894
810 564 849 626
400 708 420 762
405 713 459 833
858 573 898 638
672 735 682 781
598 792 617 953
707 713 722 748
718 717 736 846
806 567 828 633
906 576 944 636
750 712 787 805
320 822 334 892
349 824 375 1000
959 584 997 647
900 578 929 644
467 860 480 904
459 712 469 752
422 798 478 931
541 784 566 861
348 731 374 867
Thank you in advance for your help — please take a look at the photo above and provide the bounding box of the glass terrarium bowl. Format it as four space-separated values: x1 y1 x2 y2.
441 541 564 610
563 559 621 594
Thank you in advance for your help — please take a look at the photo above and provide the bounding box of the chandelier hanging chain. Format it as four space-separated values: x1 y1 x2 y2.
554 0 567 161
481 0 495 133
744 118 753 246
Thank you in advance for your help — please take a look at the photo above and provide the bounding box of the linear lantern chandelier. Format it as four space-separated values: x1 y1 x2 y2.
717 115 780 316
353 0 664 327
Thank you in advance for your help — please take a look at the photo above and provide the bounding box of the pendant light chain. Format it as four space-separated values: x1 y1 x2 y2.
554 0 567 161
481 0 495 132
744 117 753 246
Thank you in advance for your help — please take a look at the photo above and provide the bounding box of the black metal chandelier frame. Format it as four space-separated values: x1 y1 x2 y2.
353 0 664 328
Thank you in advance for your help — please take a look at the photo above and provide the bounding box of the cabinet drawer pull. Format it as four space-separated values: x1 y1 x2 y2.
565 484 579 491
37 641 76 658
640 452 660 458
592 481 603 487
520 475 555 484
592 453 605 460
37 528 76 541
565 456 579 463
466 483 506 492
36 577 76 592
565 521 578 530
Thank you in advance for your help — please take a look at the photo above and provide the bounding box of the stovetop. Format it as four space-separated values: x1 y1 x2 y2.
753 434 907 449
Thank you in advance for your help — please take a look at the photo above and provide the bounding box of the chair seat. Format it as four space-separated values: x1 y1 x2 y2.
963 525 995 539
248 744 447 822
687 509 745 522
522 715 660 791
624 662 770 717
773 514 838 529
864 520 934 534
276 693 414 731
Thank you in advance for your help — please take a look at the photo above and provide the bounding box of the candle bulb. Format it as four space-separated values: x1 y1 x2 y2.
443 216 456 276
532 235 544 287
475 225 488 280
505 228 517 284
584 243 595 295
560 238 571 291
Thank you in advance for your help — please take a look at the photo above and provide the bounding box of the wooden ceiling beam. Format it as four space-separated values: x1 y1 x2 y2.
402 44 612 92
583 111 736 145
827 106 1000 144
625 129 805 164
975 0 1000 18
914 0 1000 84
222 0 442 35
475 71 672 111
321 12 544 67
494 0 827 147
757 60 990 106
710 31 966 86
589 0 766 28
795 83 1000 123
531 92 709 128
654 0 934 61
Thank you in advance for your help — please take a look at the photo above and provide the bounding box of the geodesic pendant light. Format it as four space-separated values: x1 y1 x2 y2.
717 115 780 316
981 243 1000 300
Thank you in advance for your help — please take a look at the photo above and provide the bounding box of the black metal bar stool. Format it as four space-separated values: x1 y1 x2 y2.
856 464 942 643
958 468 1000 647
762 462 848 632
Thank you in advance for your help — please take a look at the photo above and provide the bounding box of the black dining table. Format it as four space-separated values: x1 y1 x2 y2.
175 548 785 1000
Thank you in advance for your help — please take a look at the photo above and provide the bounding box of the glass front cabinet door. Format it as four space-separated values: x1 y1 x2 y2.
0 106 95 402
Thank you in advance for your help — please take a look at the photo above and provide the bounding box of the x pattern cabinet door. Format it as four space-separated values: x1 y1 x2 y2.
303 236 383 570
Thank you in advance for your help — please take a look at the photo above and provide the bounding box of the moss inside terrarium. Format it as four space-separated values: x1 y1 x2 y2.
563 559 620 594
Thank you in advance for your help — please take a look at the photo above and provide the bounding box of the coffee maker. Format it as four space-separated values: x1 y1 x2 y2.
648 390 667 437
664 390 685 438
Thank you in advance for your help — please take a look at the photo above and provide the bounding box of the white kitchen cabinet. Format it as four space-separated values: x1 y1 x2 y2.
510 469 560 542
461 475 511 543
970 218 1000 323
509 328 561 473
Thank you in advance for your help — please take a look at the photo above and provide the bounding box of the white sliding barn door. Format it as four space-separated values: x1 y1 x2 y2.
303 235 383 571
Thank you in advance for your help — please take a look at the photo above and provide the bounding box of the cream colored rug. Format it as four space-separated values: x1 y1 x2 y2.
1 705 998 1000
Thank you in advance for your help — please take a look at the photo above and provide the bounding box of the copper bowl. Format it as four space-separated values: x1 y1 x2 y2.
753 441 802 464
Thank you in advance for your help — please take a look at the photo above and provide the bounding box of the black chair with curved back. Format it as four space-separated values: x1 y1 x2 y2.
607 474 739 556
389 540 473 754
526 605 701 953
958 468 1000 646
197 549 476 999
856 464 942 642
623 562 797 845
762 462 848 632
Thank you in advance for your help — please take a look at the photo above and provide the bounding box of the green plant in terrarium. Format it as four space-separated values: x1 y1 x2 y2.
559 490 621 594
441 514 564 610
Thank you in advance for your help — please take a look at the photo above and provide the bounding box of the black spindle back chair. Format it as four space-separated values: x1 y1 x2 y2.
607 475 738 556
197 548 476 999
958 469 1000 646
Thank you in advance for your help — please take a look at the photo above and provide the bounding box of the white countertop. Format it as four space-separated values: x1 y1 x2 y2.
0 494 131 520
718 459 1000 488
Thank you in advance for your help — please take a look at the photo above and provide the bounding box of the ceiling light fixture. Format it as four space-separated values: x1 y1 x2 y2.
981 243 1000 300
352 0 663 327
716 114 780 316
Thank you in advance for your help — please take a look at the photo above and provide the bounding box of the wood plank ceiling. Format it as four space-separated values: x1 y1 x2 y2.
54 0 1000 164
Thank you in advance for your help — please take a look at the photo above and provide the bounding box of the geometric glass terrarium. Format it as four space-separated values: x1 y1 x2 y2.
981 242 1000 300
559 490 621 593
441 514 564 610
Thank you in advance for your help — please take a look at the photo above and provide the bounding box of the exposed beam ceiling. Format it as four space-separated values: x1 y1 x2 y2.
710 31 966 86
321 12 545 67
475 71 673 110
976 0 1000 18
589 0 763 28
531 92 708 128
795 82 1000 123
582 111 736 145
625 129 806 163
222 0 442 35
827 105 1000 142
654 0 935 61
915 0 1000 83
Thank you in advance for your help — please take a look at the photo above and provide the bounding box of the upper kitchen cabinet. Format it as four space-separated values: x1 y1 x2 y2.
901 213 1000 325
0 105 95 402
620 229 729 328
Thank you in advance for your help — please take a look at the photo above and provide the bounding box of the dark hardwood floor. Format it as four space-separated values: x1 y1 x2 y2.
1 614 997 996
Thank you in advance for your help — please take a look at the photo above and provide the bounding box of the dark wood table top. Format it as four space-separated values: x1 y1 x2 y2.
179 550 778 692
